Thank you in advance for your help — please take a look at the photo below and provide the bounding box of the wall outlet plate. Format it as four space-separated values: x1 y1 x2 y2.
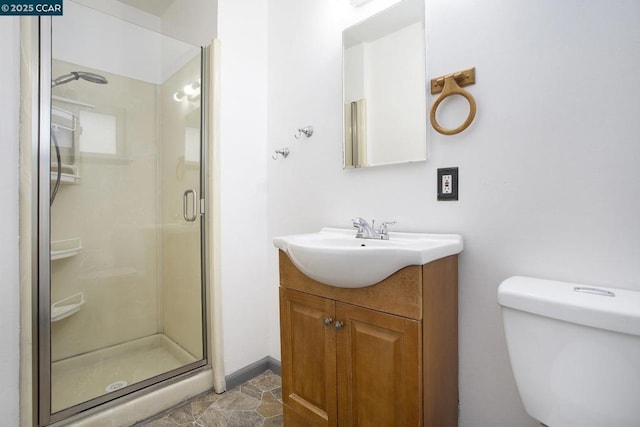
437 167 459 201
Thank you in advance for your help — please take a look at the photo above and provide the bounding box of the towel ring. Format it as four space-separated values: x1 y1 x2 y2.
430 74 477 135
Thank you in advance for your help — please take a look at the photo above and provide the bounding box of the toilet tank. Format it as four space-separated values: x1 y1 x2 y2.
498 276 640 427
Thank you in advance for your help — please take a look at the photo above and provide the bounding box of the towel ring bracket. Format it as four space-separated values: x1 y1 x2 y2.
430 67 476 94
429 67 477 135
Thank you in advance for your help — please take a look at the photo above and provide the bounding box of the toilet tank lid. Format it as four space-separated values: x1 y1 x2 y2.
498 276 640 337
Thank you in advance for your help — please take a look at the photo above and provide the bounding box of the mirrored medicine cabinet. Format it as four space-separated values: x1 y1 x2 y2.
343 0 427 168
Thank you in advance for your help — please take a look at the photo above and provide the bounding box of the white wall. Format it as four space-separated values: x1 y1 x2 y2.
0 17 21 425
54 2 199 85
267 0 640 426
217 0 270 374
161 0 217 47
73 0 162 33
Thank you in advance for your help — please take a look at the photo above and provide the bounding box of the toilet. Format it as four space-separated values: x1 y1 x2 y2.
498 276 640 427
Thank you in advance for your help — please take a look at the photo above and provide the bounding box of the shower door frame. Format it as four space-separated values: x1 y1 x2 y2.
35 16 211 426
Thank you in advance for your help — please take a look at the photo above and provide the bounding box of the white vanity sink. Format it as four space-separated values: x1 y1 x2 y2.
273 228 463 288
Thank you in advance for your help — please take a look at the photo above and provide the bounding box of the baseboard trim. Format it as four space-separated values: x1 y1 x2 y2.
225 356 281 390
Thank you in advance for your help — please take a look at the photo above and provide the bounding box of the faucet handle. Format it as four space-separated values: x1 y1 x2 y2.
379 221 397 235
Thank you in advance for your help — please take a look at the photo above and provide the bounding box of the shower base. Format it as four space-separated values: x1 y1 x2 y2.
51 333 197 413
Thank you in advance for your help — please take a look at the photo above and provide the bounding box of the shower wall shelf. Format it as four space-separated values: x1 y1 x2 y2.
51 164 80 184
51 292 85 322
51 238 83 260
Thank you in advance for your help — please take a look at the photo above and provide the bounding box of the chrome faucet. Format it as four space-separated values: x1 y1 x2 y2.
352 217 396 240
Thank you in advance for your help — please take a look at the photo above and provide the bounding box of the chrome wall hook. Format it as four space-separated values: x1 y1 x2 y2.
294 126 314 139
272 147 290 160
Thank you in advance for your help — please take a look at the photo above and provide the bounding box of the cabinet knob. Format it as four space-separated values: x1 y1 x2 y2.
323 317 333 326
334 321 344 330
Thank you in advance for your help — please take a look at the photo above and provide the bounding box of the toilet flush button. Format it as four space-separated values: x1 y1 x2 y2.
573 287 615 297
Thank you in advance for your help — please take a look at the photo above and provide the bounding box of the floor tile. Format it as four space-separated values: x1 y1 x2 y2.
139 370 283 427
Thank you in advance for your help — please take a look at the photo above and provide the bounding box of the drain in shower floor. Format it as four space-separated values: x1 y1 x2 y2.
105 380 128 393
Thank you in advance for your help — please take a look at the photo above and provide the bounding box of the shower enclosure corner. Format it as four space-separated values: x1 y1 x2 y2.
35 6 209 425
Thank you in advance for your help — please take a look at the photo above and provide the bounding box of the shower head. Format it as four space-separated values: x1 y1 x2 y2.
52 71 108 88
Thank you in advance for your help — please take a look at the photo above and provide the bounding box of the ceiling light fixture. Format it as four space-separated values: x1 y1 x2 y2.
173 79 201 102
183 81 200 96
173 91 185 102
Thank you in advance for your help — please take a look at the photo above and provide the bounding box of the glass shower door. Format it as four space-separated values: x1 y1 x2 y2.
40 2 207 423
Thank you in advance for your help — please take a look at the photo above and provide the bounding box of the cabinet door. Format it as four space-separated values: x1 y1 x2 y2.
280 288 337 426
336 302 421 427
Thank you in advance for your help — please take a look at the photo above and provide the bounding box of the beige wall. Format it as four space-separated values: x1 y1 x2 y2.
50 55 204 362
50 59 160 361
159 54 203 359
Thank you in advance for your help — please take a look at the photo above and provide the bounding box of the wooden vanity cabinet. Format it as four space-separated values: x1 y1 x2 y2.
278 251 459 427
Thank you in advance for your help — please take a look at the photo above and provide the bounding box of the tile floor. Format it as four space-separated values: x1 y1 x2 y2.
138 370 283 427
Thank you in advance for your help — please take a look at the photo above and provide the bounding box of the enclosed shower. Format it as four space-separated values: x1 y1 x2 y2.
36 1 209 424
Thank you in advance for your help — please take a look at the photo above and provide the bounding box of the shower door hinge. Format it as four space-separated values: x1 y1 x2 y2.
200 199 206 215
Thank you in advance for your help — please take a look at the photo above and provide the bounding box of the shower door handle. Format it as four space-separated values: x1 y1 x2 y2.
183 189 198 222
